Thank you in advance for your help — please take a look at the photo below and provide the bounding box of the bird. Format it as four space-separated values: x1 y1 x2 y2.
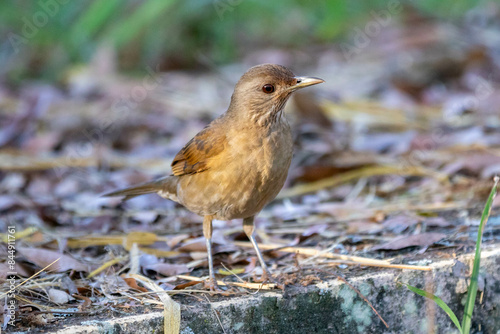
103 64 324 290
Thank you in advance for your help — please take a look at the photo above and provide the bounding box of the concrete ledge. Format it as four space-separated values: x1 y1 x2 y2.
11 246 500 334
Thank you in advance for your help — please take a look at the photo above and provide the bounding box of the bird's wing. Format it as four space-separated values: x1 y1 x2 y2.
171 125 227 176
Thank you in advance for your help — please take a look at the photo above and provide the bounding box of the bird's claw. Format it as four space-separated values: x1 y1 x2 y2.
253 272 284 290
204 278 231 295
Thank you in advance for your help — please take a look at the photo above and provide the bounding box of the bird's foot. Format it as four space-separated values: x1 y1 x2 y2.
204 278 230 295
203 277 219 291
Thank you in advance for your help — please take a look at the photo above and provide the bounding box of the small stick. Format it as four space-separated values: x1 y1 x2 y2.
204 295 227 334
0 258 60 299
337 275 389 328
235 242 432 271
234 242 390 265
87 256 128 279
177 275 277 290
324 260 432 271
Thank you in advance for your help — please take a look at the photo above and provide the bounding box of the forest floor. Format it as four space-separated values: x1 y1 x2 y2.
2 13 500 333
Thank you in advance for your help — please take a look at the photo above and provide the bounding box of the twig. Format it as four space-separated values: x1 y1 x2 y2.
30 306 108 316
323 260 432 271
129 274 180 334
177 275 277 290
235 242 431 271
278 165 448 198
87 256 128 279
235 242 389 264
220 263 245 283
204 295 227 334
337 275 389 328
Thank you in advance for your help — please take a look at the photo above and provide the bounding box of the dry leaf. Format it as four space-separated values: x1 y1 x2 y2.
129 274 180 334
372 233 446 250
123 277 148 292
73 294 92 310
176 237 207 252
218 267 245 275
18 247 88 272
100 275 130 296
143 263 190 277
382 214 420 233
124 231 158 250
424 217 454 227
48 288 74 304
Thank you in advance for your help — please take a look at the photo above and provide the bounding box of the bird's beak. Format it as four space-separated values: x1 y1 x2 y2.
289 76 325 91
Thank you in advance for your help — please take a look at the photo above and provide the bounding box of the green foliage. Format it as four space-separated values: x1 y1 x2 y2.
0 0 488 81
405 284 463 333
405 177 498 334
461 177 498 333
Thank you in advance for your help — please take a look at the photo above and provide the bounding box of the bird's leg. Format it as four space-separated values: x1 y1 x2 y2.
203 215 218 291
243 216 271 283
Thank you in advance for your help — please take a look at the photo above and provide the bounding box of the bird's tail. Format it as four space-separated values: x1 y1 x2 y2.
102 176 178 201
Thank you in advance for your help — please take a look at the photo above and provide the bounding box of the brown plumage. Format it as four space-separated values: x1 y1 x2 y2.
103 64 324 290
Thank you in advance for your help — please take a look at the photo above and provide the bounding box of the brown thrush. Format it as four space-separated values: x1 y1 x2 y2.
103 64 324 290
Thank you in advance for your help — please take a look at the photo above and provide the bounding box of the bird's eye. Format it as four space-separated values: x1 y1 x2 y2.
262 84 275 94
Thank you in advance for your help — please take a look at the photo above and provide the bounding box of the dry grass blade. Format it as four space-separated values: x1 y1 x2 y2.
129 243 140 275
324 261 432 271
321 100 440 129
177 275 277 290
66 236 125 248
278 165 448 198
226 282 276 290
0 150 171 171
129 274 181 334
1 227 38 242
67 233 180 257
337 276 389 328
0 258 60 299
67 231 158 249
137 247 180 258
204 295 227 334
235 242 431 270
87 256 128 279
234 242 390 265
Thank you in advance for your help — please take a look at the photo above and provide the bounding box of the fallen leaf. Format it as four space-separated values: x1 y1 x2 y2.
346 220 384 234
48 288 74 304
173 280 202 290
424 216 454 227
100 275 130 295
143 263 190 277
372 233 446 251
382 214 420 233
176 237 207 252
123 277 148 292
302 224 328 237
73 294 92 310
218 267 245 275
166 234 190 249
18 247 88 272
131 211 158 224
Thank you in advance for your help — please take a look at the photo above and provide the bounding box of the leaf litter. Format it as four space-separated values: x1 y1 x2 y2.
1 13 500 332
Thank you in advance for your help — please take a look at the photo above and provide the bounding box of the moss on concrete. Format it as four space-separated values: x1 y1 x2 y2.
12 245 500 334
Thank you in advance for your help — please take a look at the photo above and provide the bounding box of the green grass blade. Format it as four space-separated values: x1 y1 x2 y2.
461 176 498 333
72 0 123 37
405 284 462 334
103 0 177 49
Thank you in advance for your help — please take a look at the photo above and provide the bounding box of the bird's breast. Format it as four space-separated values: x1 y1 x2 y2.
177 121 293 220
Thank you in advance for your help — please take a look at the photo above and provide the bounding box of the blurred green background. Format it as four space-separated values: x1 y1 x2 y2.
0 0 487 82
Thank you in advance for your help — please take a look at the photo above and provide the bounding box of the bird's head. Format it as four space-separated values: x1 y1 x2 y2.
228 64 324 126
